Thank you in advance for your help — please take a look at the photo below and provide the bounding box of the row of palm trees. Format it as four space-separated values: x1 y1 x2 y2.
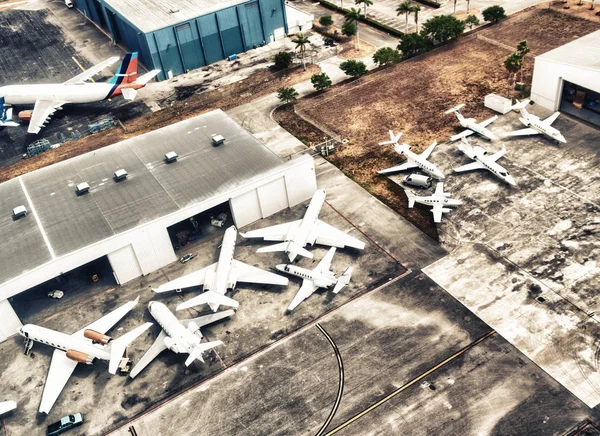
396 1 422 33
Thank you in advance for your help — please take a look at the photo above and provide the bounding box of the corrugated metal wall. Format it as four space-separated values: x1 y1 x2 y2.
73 0 288 81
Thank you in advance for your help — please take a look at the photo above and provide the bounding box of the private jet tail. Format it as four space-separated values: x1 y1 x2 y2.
257 241 313 262
457 137 477 159
176 291 239 312
108 322 153 374
185 341 223 366
444 104 466 121
379 130 403 146
333 267 352 294
405 190 417 208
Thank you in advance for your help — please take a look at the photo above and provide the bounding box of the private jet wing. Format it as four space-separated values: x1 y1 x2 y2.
450 129 475 141
288 280 318 312
419 140 438 160
503 127 539 137
63 56 120 84
431 205 444 223
28 100 66 134
232 260 289 285
544 112 560 125
479 116 498 128
129 330 167 379
153 264 216 293
489 147 506 162
241 220 302 241
313 220 365 250
455 161 485 172
378 161 418 175
316 247 336 274
39 297 142 413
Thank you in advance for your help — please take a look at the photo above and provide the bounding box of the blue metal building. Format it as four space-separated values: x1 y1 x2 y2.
73 0 289 80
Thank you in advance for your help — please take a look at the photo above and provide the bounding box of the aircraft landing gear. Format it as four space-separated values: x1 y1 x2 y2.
23 338 33 355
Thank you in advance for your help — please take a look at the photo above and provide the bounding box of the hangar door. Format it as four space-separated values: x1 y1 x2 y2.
0 299 22 342
560 80 600 128
230 177 290 228
107 245 143 285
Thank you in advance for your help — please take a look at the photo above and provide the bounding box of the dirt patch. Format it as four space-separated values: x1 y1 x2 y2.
549 0 600 22
291 6 600 241
339 40 377 59
0 64 320 183
454 9 480 20
272 104 327 147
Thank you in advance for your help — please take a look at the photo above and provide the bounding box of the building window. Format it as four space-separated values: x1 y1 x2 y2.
176 23 190 31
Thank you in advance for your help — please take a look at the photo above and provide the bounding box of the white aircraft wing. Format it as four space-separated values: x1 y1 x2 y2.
240 220 301 241
419 141 437 160
435 182 445 196
129 330 168 379
543 112 560 125
0 401 16 415
39 349 78 414
74 296 140 337
231 259 288 286
63 56 120 84
27 100 66 134
315 247 336 274
504 127 539 137
181 310 235 329
378 161 418 175
479 115 498 128
431 205 444 223
489 148 506 162
153 264 216 293
450 130 474 142
454 161 485 172
314 220 365 250
288 280 318 311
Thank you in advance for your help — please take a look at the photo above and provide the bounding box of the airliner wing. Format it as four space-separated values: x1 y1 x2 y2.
419 141 438 160
28 100 66 134
39 349 78 414
288 280 318 311
543 112 560 125
232 260 289 286
75 296 140 337
378 161 418 175
153 263 216 293
63 56 120 84
479 115 498 128
454 161 485 172
315 247 336 274
240 220 301 241
314 220 365 250
129 330 167 379
504 127 539 137
431 205 444 223
450 129 474 142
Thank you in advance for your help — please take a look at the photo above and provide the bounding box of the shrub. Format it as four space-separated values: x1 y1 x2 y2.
277 87 299 104
421 15 465 44
482 5 506 23
273 51 293 70
319 15 334 26
397 33 433 58
311 72 333 91
464 15 480 29
373 47 402 66
340 60 368 78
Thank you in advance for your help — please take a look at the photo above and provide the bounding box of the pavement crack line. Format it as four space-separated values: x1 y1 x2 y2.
324 329 497 435
315 323 344 436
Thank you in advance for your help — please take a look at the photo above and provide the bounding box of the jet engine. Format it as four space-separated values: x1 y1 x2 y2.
84 329 112 345
18 110 32 122
66 350 94 365
226 269 237 290
187 321 202 338
164 336 181 353
203 269 215 292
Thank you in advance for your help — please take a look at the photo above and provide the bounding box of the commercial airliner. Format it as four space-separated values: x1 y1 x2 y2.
445 104 499 141
378 130 445 179
0 52 160 134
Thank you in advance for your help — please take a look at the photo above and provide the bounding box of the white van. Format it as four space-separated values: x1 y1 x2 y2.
403 173 432 189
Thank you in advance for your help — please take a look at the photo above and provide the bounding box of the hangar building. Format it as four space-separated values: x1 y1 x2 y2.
531 30 600 127
73 0 288 80
0 110 316 341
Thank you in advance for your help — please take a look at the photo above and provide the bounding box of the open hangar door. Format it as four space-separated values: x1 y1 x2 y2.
166 201 233 253
10 256 116 325
560 80 600 128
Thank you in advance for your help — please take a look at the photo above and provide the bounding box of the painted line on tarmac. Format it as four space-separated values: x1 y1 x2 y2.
71 56 95 82
315 323 344 436
324 329 497 435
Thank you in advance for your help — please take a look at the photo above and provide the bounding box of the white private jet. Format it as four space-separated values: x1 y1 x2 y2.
153 225 288 312
378 130 445 180
240 189 366 262
0 401 16 416
275 247 352 311
130 302 233 378
454 138 516 186
0 52 160 134
445 104 499 141
405 182 462 223
17 297 152 414
504 100 566 143
0 97 18 128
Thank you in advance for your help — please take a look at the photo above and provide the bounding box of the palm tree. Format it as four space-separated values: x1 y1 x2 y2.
355 0 373 16
466 0 471 13
453 0 458 14
412 4 421 32
346 8 362 49
396 0 413 34
292 33 310 70
504 53 522 98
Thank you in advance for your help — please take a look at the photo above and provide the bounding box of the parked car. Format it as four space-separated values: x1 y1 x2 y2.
403 173 433 189
210 212 228 228
47 413 83 436
179 253 194 264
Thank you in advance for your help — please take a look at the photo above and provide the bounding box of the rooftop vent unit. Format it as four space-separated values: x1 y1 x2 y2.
76 182 90 195
212 134 225 147
165 151 178 163
114 169 128 181
12 205 27 219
